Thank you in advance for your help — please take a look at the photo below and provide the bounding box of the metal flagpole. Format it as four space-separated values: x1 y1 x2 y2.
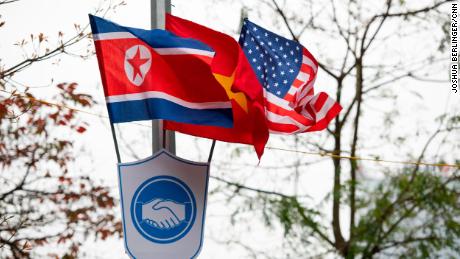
151 0 175 154
207 140 216 163
110 123 122 163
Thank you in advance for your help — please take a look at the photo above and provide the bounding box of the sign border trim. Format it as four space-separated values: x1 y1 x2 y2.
117 149 210 259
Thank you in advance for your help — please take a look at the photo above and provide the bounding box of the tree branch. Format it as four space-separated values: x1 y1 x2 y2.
292 200 336 248
1 31 90 78
330 0 357 58
270 0 340 80
361 125 446 256
379 235 438 251
361 0 392 55
0 0 20 5
377 0 453 18
0 150 36 200
270 0 297 41
211 175 306 199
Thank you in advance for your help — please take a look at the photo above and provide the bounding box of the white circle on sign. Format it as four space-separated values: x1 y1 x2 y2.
124 45 152 86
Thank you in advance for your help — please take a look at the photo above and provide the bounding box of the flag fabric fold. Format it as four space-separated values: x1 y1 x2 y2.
89 14 233 128
239 19 342 134
164 14 269 159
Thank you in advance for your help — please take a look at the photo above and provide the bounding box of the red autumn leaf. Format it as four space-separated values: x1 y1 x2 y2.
35 119 46 134
64 112 73 121
38 32 46 43
76 126 86 133
0 103 7 118
49 112 58 121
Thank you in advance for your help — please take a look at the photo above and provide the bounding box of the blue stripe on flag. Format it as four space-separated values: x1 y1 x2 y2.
107 99 233 127
89 14 213 52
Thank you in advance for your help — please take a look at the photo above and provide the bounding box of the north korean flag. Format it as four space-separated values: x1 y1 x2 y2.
89 15 233 127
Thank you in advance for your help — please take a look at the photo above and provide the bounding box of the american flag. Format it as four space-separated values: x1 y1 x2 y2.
239 19 342 134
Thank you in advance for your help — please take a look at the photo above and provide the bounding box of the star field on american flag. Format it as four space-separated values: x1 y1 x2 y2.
239 19 302 98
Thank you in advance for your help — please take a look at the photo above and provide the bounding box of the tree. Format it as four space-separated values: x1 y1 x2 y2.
203 0 460 258
0 1 125 258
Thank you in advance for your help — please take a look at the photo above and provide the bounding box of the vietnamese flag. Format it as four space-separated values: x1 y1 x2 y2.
164 14 269 159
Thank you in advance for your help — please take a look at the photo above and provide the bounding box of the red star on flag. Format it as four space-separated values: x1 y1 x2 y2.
127 46 149 81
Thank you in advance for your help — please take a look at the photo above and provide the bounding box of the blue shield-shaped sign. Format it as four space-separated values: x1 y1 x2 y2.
117 150 209 259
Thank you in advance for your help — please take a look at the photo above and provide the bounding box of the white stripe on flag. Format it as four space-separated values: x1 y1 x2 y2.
297 81 315 107
266 93 336 134
288 86 298 95
264 90 292 110
302 55 318 73
314 95 336 122
265 97 314 126
92 33 214 57
286 70 310 96
300 106 314 120
266 92 338 133
297 71 309 82
154 48 214 57
106 91 231 110
269 128 300 135
266 111 312 134
266 111 307 130
93 32 136 41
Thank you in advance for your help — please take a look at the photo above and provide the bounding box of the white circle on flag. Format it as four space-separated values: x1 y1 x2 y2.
124 45 152 86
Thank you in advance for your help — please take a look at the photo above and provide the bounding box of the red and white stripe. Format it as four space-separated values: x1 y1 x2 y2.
265 48 342 134
93 31 215 63
106 90 232 110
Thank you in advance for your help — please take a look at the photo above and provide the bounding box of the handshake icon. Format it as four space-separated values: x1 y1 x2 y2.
140 199 187 230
